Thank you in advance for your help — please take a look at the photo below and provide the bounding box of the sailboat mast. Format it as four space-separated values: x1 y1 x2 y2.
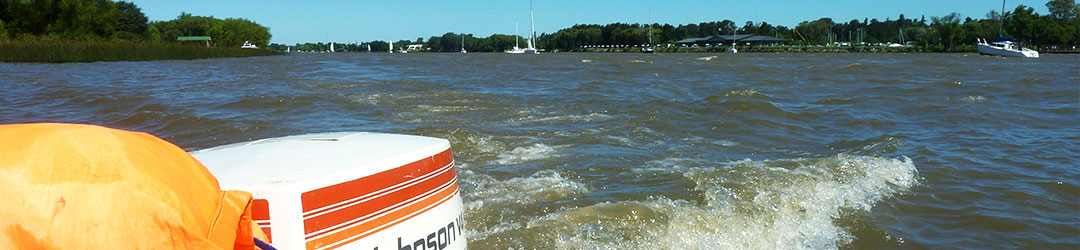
530 0 536 44
999 0 1006 36
516 22 520 48
648 9 653 47
899 26 904 44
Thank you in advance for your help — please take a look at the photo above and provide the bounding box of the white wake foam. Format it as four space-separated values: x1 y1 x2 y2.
495 143 558 165
518 154 918 249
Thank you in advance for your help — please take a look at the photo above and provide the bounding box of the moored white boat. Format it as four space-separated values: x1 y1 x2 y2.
977 38 1039 58
505 47 526 54
505 22 526 54
190 132 466 250
241 41 258 49
523 3 539 54
976 0 1039 58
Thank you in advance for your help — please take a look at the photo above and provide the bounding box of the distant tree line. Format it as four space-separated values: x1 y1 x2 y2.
0 0 271 48
537 20 791 51
276 0 1076 53
787 2 1079 52
536 0 1077 52
276 33 528 53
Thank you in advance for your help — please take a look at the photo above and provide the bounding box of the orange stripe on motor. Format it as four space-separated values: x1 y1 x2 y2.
301 150 453 213
262 228 273 243
305 182 459 250
252 199 272 242
253 199 270 220
303 167 457 235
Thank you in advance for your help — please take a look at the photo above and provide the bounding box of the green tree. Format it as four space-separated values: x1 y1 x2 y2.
1046 0 1079 19
1044 0 1080 44
1004 6 1038 42
0 19 7 40
90 0 121 38
115 1 147 38
931 13 962 51
151 13 270 47
208 18 270 47
146 24 161 41
795 18 834 42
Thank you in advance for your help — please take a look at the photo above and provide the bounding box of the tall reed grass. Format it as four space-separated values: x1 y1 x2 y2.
0 40 281 63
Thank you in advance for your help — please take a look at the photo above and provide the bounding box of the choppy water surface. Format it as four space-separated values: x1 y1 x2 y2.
2 53 1077 249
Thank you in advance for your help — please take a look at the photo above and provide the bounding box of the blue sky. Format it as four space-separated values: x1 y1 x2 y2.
130 0 1052 44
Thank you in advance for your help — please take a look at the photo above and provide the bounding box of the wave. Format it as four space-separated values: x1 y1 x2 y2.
723 89 760 97
460 169 589 243
476 154 918 249
216 94 318 109
811 98 858 105
496 143 559 165
962 96 987 103
511 113 613 124
824 134 907 156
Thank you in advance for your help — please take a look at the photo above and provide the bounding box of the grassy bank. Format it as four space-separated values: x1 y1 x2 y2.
0 40 282 63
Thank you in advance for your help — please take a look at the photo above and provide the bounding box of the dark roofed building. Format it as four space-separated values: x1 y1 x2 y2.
675 37 709 45
711 34 755 43
740 35 790 44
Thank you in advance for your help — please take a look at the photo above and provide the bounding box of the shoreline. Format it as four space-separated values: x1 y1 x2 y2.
280 46 1079 54
0 40 283 63
286 50 1079 54
570 46 1079 54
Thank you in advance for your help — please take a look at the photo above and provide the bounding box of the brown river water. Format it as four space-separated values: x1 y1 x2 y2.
2 52 1077 249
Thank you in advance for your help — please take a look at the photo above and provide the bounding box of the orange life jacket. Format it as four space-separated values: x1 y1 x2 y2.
0 123 269 249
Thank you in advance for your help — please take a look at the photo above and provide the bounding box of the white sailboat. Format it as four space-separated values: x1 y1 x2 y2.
505 22 526 53
729 24 738 53
642 9 655 53
523 1 539 54
977 0 1039 58
367 44 371 53
461 36 467 53
977 38 1038 58
389 40 394 53
329 42 334 53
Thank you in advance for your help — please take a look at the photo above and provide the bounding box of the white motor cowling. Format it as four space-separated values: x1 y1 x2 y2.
191 132 466 250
